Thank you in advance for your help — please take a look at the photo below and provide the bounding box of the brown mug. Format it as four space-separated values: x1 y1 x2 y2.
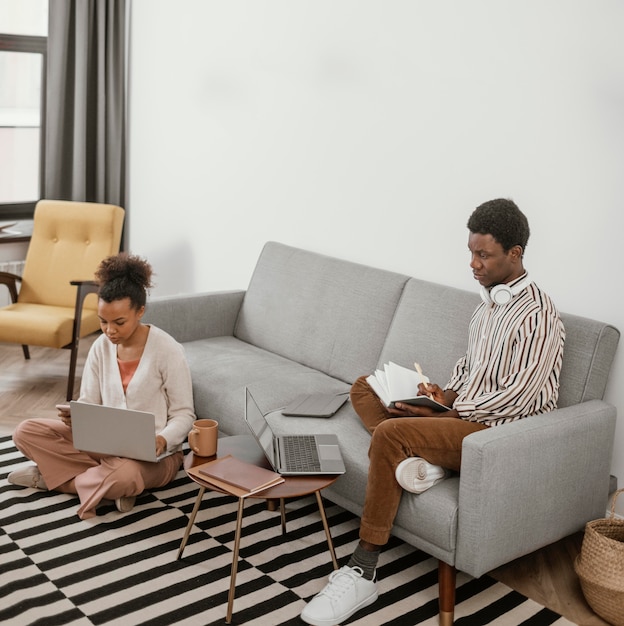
188 419 218 457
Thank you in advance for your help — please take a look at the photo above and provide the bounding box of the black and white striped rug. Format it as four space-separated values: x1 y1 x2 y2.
1 436 573 626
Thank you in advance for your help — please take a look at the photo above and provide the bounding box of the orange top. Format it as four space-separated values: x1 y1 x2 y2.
117 358 140 393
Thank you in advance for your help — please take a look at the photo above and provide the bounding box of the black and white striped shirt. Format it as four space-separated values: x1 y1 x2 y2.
446 275 565 427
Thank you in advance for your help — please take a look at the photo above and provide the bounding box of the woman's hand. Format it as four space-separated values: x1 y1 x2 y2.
155 435 168 457
56 404 72 429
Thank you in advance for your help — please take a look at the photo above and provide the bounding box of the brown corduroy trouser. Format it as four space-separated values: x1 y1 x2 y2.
350 376 488 546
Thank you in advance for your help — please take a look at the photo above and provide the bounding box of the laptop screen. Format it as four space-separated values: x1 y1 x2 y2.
245 389 277 466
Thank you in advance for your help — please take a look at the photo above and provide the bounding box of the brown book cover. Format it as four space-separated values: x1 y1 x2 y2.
189 454 284 497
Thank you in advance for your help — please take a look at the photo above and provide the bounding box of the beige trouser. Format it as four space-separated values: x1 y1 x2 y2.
351 376 489 546
12 418 182 519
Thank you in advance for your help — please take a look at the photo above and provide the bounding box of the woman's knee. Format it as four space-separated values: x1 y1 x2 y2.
12 420 27 446
12 418 45 448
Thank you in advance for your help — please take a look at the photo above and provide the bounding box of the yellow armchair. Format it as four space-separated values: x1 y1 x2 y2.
0 200 125 400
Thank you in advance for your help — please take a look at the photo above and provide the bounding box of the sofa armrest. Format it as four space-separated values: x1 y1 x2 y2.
455 400 617 577
144 290 245 343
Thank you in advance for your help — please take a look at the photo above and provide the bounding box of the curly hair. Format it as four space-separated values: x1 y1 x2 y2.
467 198 530 253
95 253 153 310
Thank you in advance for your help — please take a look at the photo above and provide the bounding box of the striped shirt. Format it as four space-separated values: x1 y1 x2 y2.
446 274 565 427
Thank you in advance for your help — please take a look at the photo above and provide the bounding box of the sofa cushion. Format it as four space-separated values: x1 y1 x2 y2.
234 242 409 385
378 278 480 385
183 336 350 435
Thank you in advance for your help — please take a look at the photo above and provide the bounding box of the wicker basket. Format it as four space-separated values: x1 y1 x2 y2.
574 488 624 626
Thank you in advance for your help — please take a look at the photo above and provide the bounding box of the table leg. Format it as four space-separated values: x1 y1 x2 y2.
177 485 206 560
226 497 246 624
280 498 286 535
315 490 338 570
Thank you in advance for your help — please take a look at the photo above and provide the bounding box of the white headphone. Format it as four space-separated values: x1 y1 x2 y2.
480 274 532 306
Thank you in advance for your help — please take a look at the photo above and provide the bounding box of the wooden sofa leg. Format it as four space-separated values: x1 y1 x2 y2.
438 560 456 626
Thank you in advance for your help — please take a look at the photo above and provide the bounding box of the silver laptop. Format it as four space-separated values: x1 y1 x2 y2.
70 401 169 463
244 389 346 476
282 392 349 417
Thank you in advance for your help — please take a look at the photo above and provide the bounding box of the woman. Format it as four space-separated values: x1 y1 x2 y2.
8 253 196 519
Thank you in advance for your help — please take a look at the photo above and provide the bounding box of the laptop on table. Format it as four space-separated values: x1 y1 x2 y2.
70 401 170 463
244 388 346 476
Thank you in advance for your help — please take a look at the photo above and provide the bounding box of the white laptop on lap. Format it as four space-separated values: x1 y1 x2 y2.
70 401 169 463
244 388 346 476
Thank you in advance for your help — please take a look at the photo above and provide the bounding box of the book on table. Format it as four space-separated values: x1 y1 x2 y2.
188 454 285 497
366 361 449 412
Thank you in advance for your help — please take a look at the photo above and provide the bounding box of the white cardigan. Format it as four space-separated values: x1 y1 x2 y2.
78 325 196 453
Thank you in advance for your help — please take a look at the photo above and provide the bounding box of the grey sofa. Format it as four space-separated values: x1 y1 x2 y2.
144 241 620 624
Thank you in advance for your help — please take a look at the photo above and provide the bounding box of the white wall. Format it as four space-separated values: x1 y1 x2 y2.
128 0 624 508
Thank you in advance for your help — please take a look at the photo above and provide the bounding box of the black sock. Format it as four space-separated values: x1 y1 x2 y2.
347 544 379 581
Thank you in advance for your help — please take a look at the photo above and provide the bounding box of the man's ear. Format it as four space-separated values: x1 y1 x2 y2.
509 245 524 262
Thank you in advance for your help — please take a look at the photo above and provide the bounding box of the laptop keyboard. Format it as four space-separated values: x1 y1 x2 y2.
282 435 321 472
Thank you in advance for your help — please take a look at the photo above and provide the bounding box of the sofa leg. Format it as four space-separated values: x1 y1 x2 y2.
438 560 456 626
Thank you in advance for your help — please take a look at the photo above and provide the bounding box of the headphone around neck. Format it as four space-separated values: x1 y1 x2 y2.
480 274 532 306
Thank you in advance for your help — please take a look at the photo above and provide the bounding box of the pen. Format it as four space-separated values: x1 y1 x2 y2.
414 362 433 398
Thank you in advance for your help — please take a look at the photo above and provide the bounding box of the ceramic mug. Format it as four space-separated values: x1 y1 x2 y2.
188 419 218 456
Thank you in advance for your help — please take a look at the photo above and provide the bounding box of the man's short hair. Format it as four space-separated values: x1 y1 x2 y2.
467 198 530 252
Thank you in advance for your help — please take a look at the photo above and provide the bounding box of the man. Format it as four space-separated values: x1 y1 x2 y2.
301 198 565 626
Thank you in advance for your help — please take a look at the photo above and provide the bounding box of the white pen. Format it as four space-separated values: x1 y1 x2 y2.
414 362 433 398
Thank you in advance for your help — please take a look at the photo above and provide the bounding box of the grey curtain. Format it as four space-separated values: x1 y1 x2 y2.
45 0 126 213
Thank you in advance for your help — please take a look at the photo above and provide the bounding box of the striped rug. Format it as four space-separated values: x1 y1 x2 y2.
0 435 573 626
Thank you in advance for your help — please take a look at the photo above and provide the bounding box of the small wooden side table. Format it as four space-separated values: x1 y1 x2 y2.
178 435 340 623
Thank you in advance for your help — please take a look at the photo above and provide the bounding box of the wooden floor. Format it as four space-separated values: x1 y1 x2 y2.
0 337 611 626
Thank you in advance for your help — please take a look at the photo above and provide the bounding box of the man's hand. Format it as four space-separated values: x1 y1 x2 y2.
156 435 168 457
419 382 445 402
388 383 460 418
388 402 439 417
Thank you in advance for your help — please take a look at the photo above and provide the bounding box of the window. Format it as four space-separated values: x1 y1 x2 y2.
0 0 48 220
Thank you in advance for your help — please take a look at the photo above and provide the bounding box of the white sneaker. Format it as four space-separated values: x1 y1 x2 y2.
8 465 48 490
395 457 449 494
301 565 378 626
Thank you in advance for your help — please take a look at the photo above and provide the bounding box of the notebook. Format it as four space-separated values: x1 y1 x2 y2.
70 401 170 463
282 392 349 417
244 388 346 476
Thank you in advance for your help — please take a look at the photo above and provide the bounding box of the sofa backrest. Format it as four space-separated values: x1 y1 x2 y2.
378 277 480 386
557 312 620 407
234 241 410 384
379 277 620 409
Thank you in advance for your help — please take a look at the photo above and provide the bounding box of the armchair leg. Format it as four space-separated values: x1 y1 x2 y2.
438 560 456 626
66 280 99 401
2 274 28 361
66 343 78 401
